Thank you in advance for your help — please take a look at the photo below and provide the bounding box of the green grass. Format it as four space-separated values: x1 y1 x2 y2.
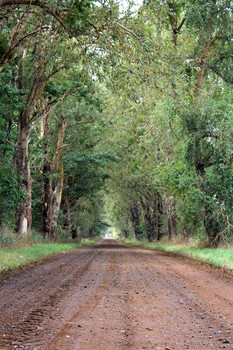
0 240 96 274
124 239 233 270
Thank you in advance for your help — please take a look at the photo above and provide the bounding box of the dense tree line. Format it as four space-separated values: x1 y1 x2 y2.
0 0 232 246
0 0 121 239
102 0 233 246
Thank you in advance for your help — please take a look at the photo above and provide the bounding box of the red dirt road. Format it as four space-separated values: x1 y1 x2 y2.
0 239 233 350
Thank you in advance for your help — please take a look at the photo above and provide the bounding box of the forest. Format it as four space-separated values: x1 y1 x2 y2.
0 0 232 248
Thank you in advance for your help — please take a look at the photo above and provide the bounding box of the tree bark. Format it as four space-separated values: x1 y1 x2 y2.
63 197 71 234
15 125 31 234
41 114 65 237
194 36 222 99
155 191 163 241
50 158 64 236
167 0 188 47
130 204 143 240
182 227 189 240
42 115 53 238
204 204 220 247
50 116 65 236
140 198 154 242
166 196 177 240
15 61 47 234
167 215 177 240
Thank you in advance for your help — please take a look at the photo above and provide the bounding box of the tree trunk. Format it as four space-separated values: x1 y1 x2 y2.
15 125 31 234
89 227 94 237
194 34 222 99
42 114 65 237
123 229 129 238
182 227 189 240
140 198 154 242
42 115 53 238
167 215 177 240
130 204 143 240
50 117 65 236
167 196 177 240
42 160 53 237
15 60 47 234
51 159 64 236
194 160 220 246
204 204 220 247
155 191 163 241
63 197 71 234
72 226 81 241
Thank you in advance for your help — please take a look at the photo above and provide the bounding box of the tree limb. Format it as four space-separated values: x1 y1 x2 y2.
28 86 83 133
0 0 73 37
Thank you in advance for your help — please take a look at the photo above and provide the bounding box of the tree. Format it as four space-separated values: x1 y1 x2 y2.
0 0 232 246
100 0 233 245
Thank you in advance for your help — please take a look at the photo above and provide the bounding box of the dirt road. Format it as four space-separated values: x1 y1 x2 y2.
0 239 233 350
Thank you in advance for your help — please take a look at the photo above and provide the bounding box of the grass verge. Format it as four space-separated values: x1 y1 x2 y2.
0 240 96 274
124 239 233 270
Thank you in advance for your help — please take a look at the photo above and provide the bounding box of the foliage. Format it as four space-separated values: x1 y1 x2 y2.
0 0 232 246
0 165 27 224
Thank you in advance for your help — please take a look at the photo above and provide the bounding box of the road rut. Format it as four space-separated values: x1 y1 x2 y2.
0 239 233 349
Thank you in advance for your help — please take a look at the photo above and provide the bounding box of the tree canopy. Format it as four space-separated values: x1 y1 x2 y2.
0 0 232 246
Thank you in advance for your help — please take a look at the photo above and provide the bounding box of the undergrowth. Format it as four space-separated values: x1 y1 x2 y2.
0 228 49 249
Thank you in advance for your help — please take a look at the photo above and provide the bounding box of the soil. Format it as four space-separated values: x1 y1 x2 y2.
0 239 233 350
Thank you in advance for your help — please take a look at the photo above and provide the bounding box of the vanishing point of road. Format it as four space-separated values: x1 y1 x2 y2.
0 239 233 350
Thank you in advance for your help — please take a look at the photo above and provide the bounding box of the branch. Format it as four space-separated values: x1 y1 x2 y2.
207 64 233 85
194 35 224 98
116 23 151 52
28 86 82 132
85 19 100 38
167 0 197 45
44 63 68 81
169 121 180 141
0 0 74 37
177 0 197 32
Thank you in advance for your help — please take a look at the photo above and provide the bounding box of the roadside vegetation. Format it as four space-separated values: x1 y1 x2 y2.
0 239 97 274
124 238 233 270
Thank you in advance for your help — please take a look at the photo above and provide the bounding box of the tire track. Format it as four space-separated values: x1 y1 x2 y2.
0 240 233 350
